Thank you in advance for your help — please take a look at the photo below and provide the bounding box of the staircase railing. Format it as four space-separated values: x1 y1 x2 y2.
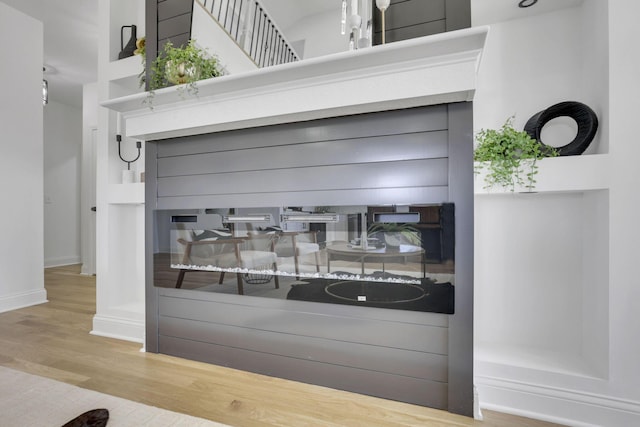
199 0 300 68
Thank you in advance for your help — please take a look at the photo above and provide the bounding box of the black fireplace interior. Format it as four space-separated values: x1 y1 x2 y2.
154 203 454 314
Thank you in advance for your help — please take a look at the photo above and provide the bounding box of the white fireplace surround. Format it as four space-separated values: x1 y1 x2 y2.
102 26 488 141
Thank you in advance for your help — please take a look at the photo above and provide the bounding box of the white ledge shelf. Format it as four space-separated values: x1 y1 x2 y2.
107 55 143 81
474 153 610 195
102 26 489 141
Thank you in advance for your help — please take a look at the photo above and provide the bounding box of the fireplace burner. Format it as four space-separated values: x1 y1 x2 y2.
325 280 427 303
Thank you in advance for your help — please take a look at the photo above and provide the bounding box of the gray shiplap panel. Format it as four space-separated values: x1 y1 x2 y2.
158 131 448 178
158 0 192 21
148 104 474 413
158 316 448 382
157 106 448 158
159 335 449 409
146 143 159 352
156 186 450 210
385 0 446 30
445 0 472 32
157 158 448 198
158 13 192 40
159 34 190 51
446 102 474 416
157 286 449 328
158 296 448 354
376 20 447 45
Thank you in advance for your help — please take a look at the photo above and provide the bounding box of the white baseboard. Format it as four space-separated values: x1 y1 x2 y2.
0 289 48 314
91 315 145 344
476 376 640 427
44 256 81 268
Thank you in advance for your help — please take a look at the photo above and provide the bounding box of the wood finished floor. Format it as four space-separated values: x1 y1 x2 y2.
0 265 566 427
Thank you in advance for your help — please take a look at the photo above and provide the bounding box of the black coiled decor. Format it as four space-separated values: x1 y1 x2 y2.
524 101 598 156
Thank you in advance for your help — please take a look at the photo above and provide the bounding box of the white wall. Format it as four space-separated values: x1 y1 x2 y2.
473 8 585 142
473 0 640 425
0 2 46 312
285 9 351 59
43 101 82 267
473 2 607 154
607 0 640 410
580 0 609 154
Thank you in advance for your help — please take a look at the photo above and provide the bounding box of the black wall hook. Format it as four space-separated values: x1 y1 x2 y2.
117 134 141 170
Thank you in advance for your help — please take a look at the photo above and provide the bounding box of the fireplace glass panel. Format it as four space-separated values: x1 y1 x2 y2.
154 204 454 313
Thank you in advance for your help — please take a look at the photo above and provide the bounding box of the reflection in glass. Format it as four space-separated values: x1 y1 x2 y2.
155 204 455 313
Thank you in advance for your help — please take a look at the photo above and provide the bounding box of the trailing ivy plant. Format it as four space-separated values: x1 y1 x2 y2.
139 39 224 108
474 117 558 192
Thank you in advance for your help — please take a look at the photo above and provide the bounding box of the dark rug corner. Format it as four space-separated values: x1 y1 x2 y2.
62 408 109 427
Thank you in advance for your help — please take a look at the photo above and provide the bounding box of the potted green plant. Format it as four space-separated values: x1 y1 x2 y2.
474 117 558 192
367 223 421 250
138 39 224 106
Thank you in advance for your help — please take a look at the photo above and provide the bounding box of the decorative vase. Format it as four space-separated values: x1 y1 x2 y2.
383 232 403 251
165 60 200 85
118 25 137 59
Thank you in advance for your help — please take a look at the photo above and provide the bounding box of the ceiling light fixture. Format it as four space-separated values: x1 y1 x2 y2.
518 0 538 8
341 0 372 50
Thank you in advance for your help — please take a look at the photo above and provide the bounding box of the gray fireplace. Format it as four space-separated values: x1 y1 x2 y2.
145 102 474 414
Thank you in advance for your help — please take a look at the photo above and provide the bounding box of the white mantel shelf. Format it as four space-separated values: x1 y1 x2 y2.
102 26 489 141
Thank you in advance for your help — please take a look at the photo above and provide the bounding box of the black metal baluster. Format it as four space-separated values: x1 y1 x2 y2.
228 1 234 33
255 9 264 64
223 0 230 30
201 0 298 68
266 21 275 67
234 0 243 41
275 34 282 65
258 12 268 67
263 22 273 67
269 24 278 65
249 2 258 61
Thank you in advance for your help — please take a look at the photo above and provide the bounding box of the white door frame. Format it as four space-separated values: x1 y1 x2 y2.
80 127 97 275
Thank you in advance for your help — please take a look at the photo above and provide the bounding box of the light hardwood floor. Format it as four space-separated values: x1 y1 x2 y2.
0 265 565 427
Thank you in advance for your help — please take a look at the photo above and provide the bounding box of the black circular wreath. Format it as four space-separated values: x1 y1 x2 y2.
519 0 538 8
524 101 598 156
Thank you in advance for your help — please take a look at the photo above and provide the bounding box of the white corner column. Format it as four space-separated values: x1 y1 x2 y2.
92 0 146 344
